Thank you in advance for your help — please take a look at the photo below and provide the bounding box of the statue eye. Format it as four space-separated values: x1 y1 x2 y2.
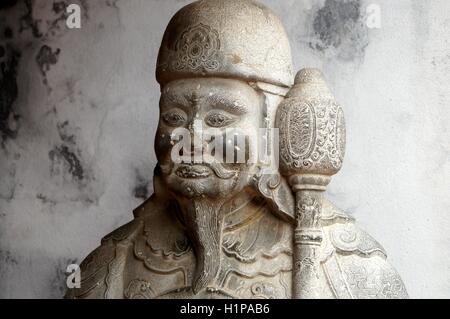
205 112 236 128
162 110 187 127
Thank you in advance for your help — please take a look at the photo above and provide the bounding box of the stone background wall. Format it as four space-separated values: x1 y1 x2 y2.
0 0 449 298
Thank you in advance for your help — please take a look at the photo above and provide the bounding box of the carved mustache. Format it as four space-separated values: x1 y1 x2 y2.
160 154 238 180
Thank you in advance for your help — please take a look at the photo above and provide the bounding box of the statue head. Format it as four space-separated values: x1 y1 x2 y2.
154 0 294 202
153 0 294 293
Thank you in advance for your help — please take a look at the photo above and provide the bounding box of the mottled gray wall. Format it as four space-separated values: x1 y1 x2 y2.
0 0 449 298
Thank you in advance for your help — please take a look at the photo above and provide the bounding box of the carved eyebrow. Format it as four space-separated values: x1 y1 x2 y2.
160 93 188 109
161 90 252 114
206 93 250 114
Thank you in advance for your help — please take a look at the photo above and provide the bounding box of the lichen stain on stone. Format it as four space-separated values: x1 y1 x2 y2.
310 0 369 61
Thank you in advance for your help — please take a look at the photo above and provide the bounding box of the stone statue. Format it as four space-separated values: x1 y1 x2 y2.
65 0 408 299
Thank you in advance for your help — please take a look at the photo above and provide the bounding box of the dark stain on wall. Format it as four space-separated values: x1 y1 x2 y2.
0 250 19 267
79 0 89 20
36 193 57 206
133 169 150 200
63 77 78 103
310 0 369 61
0 0 18 10
16 0 88 40
20 0 42 38
105 0 119 10
52 1 66 14
0 162 17 202
0 250 18 288
57 120 76 145
49 121 85 181
0 44 21 142
49 145 84 181
47 1 74 38
50 257 78 298
36 45 60 88
46 119 102 205
3 26 13 39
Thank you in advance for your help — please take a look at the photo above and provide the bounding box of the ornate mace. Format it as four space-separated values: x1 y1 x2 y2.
276 68 346 298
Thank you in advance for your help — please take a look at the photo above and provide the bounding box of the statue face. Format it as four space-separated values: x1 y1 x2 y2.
155 78 263 199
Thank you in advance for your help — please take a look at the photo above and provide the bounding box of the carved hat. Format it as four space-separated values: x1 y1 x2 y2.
156 0 294 88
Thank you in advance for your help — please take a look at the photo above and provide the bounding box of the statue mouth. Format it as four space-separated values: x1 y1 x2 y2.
175 164 212 179
164 157 238 180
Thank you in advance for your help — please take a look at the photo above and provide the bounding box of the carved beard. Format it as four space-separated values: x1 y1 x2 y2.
159 157 253 293
181 198 226 294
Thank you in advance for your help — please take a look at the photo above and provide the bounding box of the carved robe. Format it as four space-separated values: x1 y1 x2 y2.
65 193 408 299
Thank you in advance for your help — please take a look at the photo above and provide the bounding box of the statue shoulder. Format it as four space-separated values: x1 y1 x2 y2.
65 218 144 299
320 201 408 299
65 195 190 299
320 199 386 259
325 220 387 259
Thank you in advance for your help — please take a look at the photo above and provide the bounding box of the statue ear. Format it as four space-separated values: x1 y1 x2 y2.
253 172 295 224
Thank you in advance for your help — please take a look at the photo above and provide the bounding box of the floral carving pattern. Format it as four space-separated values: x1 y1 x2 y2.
278 99 346 175
124 279 156 299
172 23 221 72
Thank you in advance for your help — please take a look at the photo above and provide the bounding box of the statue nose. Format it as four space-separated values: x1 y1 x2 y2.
187 119 207 160
187 118 202 135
